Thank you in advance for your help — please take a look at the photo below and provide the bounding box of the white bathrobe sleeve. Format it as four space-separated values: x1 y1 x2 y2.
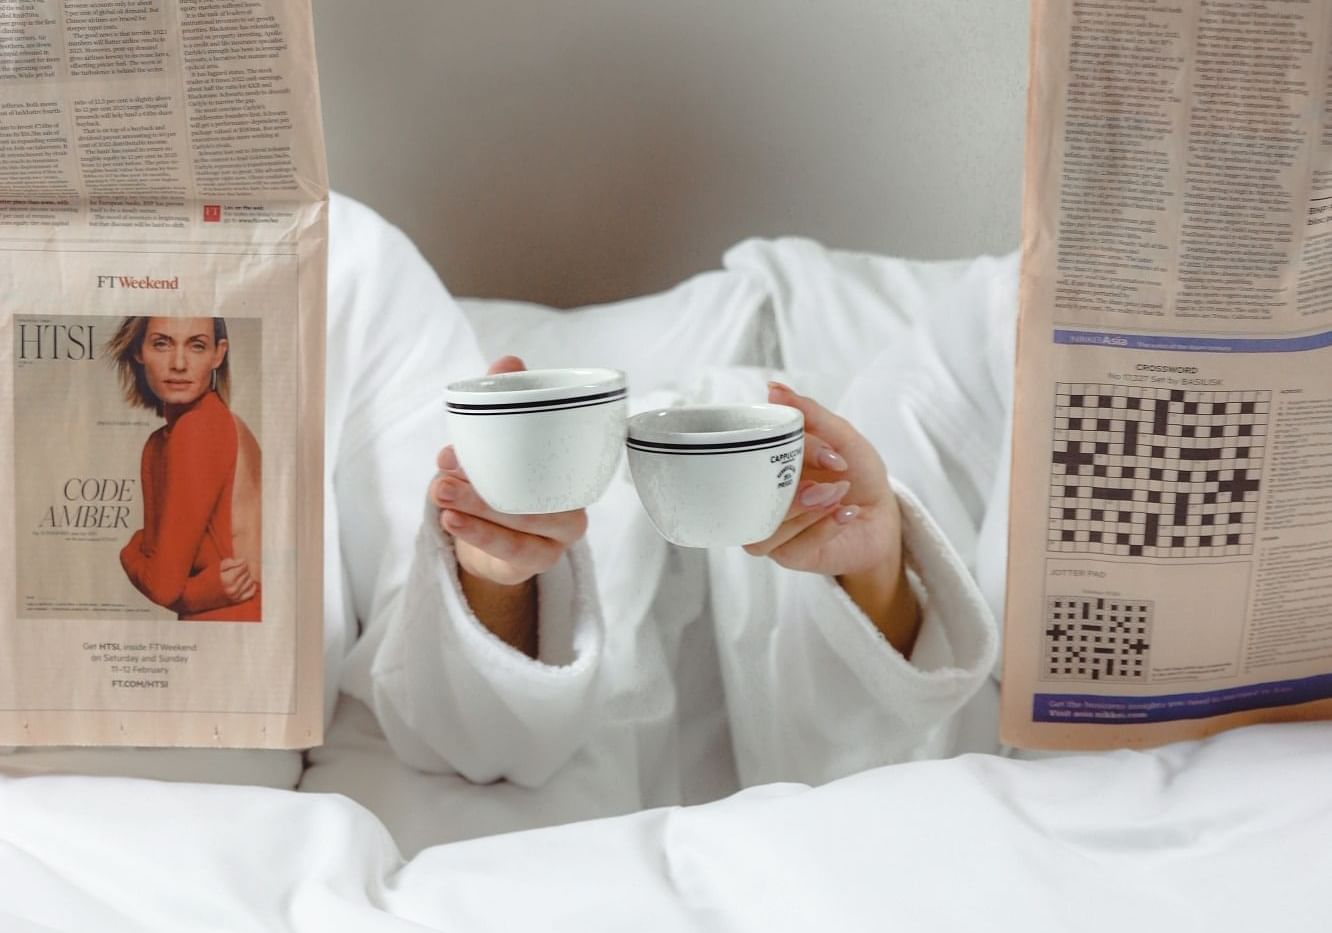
326 194 605 787
701 253 1019 786
708 479 998 787
687 363 998 787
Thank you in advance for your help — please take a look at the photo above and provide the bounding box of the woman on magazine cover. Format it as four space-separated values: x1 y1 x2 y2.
110 316 263 622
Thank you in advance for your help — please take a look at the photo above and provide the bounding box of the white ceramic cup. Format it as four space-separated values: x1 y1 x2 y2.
446 368 627 514
626 404 805 548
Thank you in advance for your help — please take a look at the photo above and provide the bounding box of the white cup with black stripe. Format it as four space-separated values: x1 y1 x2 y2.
625 404 805 547
446 368 627 514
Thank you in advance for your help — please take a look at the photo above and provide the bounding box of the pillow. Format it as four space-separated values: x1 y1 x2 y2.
458 270 778 396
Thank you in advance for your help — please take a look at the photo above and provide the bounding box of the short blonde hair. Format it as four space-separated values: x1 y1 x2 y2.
106 317 231 416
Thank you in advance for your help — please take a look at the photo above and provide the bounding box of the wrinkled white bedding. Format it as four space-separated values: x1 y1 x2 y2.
3 721 1330 931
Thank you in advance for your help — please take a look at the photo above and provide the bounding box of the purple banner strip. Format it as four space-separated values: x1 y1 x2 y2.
1053 329 1332 353
1032 672 1332 724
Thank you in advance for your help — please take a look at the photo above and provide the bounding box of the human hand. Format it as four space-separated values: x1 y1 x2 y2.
431 356 590 588
744 382 901 576
219 558 257 603
745 382 918 653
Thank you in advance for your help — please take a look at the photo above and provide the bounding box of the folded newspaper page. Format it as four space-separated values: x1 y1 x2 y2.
0 0 326 747
1004 0 1332 749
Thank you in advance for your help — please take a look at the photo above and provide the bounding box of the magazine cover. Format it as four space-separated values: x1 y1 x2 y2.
15 314 264 626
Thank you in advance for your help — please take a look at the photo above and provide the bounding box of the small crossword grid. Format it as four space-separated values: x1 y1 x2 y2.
1048 384 1269 558
1042 596 1152 682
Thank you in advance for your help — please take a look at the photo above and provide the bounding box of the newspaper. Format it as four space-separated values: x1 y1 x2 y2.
1003 0 1332 749
0 0 327 748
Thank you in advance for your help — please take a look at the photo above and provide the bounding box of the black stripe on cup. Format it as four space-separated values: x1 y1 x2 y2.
626 428 803 456
447 387 627 416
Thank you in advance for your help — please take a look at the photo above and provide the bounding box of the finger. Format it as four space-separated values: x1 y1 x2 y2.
801 431 849 474
768 505 862 570
441 509 564 577
768 382 861 453
432 474 588 545
219 558 243 571
436 444 463 473
240 584 257 602
487 355 526 376
745 499 843 557
778 479 851 522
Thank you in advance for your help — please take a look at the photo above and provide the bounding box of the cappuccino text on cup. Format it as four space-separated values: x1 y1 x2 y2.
446 368 627 514
626 404 804 547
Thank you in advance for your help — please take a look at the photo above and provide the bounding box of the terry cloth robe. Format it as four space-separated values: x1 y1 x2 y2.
319 207 1001 849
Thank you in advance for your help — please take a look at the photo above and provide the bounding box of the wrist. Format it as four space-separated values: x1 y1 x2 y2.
837 551 920 658
458 564 540 659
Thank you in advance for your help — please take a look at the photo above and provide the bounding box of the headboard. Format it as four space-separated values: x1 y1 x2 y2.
314 0 1029 307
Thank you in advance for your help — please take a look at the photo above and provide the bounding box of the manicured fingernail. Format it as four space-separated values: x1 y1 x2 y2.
799 483 835 507
801 480 849 508
834 505 860 525
818 448 848 472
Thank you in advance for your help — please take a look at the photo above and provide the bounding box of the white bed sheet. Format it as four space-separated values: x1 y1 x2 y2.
2 720 1329 931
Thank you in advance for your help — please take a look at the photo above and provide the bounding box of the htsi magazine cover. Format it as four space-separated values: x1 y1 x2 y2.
14 312 263 627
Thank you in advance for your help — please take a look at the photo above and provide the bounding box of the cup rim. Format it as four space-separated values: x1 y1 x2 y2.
446 368 626 410
626 403 804 448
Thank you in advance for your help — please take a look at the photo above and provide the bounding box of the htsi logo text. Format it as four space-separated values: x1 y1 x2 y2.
97 275 179 290
17 322 96 360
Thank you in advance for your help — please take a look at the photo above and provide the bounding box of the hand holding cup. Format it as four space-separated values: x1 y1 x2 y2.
435 357 594 587
742 382 904 580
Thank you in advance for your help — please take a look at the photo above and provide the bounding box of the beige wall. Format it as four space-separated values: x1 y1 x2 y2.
314 0 1029 307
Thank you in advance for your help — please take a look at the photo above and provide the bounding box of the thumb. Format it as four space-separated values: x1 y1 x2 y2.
487 355 526 376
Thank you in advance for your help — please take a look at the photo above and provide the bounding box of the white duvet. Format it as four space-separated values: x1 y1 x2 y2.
3 720 1329 931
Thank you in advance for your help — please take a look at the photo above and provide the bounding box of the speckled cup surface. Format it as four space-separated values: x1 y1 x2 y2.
626 404 804 548
446 368 627 514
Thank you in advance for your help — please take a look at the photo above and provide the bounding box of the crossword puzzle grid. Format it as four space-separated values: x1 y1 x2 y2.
1043 597 1152 682
1048 384 1269 558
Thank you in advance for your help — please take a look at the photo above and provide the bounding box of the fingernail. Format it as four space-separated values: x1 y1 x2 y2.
800 480 849 508
818 448 848 472
440 447 459 470
441 510 465 530
768 381 796 397
835 505 860 525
